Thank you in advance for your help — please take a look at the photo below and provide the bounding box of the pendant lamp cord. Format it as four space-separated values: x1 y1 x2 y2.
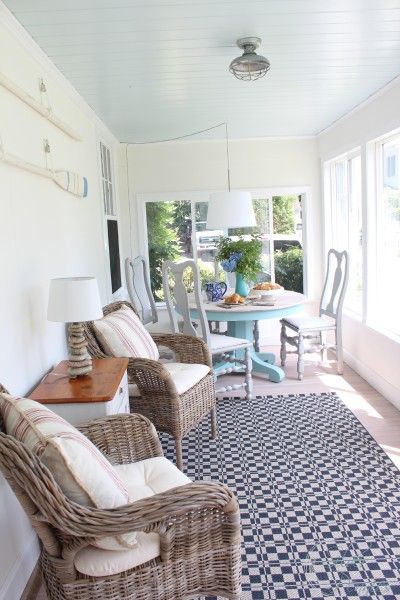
225 122 231 192
122 122 227 145
123 119 232 192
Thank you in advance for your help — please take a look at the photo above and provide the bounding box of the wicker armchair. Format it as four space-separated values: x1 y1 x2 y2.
83 301 217 469
0 409 242 600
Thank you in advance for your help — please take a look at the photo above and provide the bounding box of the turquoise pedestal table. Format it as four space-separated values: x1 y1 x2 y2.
190 291 305 383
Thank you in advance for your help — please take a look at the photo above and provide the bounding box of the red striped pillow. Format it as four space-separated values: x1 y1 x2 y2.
0 393 136 551
93 305 159 360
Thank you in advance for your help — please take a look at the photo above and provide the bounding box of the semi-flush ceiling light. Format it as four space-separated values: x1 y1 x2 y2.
207 123 256 230
229 37 270 81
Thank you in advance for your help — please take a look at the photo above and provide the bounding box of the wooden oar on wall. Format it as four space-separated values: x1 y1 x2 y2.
0 140 88 197
0 72 82 141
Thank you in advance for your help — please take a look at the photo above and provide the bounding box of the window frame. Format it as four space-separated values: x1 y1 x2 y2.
323 127 400 342
136 186 312 300
97 137 123 298
324 147 363 319
369 129 400 337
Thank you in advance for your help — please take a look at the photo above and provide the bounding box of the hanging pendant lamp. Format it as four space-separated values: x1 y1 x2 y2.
206 124 256 230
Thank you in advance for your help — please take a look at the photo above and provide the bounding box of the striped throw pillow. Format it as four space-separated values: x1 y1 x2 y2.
93 305 159 360
0 393 136 551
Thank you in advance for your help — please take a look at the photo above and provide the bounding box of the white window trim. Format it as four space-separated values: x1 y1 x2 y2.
323 129 400 343
136 186 312 299
323 148 363 320
96 136 123 299
365 130 400 337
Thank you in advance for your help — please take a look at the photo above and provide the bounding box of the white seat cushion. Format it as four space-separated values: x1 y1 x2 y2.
0 393 134 551
128 362 210 397
74 457 191 577
210 333 250 354
93 305 159 360
282 316 335 332
74 532 160 576
114 456 191 501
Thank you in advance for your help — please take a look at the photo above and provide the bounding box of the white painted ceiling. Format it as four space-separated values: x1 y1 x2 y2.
4 0 400 141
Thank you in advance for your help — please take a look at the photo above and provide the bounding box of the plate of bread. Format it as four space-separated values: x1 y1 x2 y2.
218 293 248 306
253 282 284 296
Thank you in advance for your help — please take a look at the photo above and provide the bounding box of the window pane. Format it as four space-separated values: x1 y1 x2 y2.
333 160 348 251
377 138 400 334
273 196 304 293
346 156 363 314
194 201 224 284
328 155 362 315
146 201 192 301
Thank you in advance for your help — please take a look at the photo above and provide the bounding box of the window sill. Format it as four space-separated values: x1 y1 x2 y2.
365 321 400 345
343 312 400 345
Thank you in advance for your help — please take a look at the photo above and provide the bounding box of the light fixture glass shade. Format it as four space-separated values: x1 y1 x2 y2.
229 37 270 82
206 191 256 229
229 53 270 81
48 277 103 323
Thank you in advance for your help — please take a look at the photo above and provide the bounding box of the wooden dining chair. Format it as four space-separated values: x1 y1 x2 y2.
162 260 253 400
125 255 158 325
280 249 349 379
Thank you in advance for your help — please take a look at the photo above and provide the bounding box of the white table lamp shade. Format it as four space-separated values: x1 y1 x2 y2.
207 191 256 230
48 277 103 323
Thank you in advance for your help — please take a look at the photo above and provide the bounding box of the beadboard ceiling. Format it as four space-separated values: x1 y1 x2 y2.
4 0 400 141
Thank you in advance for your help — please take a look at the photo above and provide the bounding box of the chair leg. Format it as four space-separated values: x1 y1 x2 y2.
320 331 327 364
244 346 253 401
336 326 344 375
297 333 304 380
280 321 287 367
210 407 218 439
175 438 183 470
253 320 260 352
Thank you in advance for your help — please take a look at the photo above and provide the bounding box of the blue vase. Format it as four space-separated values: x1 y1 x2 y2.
235 273 250 297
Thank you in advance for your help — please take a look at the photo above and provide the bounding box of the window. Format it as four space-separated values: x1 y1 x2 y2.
144 194 304 301
100 142 115 217
100 142 121 293
326 151 363 315
375 134 400 335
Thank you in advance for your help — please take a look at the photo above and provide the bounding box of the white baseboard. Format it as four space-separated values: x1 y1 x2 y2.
0 532 40 600
344 349 400 412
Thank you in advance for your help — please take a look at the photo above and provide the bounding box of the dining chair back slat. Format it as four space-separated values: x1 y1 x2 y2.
162 260 211 345
320 249 349 320
125 256 158 325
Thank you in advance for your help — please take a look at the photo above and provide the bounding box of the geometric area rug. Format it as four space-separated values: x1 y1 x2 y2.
160 393 400 599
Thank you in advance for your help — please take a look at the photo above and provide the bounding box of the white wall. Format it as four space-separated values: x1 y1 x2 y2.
118 137 322 301
0 6 120 599
318 77 400 409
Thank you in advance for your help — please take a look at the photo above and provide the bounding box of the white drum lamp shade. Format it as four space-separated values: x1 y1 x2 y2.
48 277 103 323
48 277 103 378
206 191 256 230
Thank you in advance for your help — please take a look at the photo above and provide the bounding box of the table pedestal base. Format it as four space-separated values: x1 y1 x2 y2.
227 320 285 382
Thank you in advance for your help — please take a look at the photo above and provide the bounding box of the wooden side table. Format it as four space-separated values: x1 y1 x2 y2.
30 358 129 426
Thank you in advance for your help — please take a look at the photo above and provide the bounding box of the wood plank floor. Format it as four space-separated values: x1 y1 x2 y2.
27 348 400 599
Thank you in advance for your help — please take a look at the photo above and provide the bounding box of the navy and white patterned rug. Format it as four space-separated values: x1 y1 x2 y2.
161 393 400 599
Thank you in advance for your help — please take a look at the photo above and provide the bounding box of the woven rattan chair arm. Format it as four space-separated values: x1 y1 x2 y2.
44 481 239 539
0 434 237 536
77 414 163 464
151 333 212 367
127 358 180 397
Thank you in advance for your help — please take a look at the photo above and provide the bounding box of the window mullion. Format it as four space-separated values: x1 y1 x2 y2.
268 196 275 283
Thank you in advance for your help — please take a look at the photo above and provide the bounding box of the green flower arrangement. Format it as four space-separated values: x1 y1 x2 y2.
216 235 263 283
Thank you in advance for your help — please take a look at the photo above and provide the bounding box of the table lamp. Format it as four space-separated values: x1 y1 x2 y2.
48 277 103 378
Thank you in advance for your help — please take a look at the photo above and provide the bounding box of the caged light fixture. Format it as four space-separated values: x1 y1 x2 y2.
229 37 271 81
